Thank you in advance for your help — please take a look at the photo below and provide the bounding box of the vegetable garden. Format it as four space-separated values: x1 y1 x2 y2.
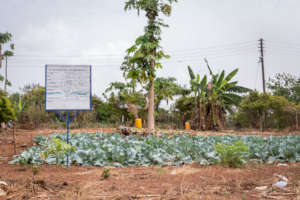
11 132 300 167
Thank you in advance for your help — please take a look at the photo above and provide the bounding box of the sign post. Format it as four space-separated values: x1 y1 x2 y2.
45 65 92 167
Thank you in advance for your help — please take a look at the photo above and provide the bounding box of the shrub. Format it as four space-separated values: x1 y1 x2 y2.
215 140 250 168
101 168 110 179
0 97 15 124
41 137 76 165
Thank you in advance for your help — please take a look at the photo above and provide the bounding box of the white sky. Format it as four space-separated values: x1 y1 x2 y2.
1 0 300 98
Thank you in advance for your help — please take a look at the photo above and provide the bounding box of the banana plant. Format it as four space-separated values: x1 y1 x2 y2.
187 65 207 129
204 59 251 130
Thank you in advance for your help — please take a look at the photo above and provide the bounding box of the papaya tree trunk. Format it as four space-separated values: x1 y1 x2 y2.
147 78 155 131
4 56 7 91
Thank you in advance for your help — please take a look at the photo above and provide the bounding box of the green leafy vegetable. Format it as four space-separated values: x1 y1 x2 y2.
9 133 300 167
215 140 250 168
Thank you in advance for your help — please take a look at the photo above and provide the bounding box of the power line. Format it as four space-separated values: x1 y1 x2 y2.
12 40 257 58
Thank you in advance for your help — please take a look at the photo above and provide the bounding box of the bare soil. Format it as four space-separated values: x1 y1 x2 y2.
0 128 300 200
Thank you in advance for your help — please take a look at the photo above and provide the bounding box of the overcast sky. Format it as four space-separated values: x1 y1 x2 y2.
1 0 300 99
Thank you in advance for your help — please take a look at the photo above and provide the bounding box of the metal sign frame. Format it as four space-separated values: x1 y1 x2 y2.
45 64 92 167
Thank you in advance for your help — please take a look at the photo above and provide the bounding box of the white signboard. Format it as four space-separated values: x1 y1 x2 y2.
45 65 92 110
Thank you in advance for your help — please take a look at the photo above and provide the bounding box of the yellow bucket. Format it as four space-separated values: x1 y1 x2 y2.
185 122 191 130
135 118 142 129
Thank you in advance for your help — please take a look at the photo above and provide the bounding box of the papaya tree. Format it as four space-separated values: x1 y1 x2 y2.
121 0 178 131
0 32 13 70
3 44 14 91
0 32 13 86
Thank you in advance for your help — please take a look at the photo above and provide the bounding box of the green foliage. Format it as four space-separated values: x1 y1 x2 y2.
122 0 177 83
187 64 250 130
104 80 145 108
0 32 12 44
103 80 146 123
0 91 15 123
41 137 76 165
236 91 296 129
268 73 300 104
3 50 13 57
215 141 250 168
20 84 52 127
122 0 178 129
0 32 14 90
101 168 110 179
152 77 183 110
9 93 25 123
11 133 300 166
174 96 195 125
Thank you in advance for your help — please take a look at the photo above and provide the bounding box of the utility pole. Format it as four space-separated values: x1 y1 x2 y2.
259 38 266 93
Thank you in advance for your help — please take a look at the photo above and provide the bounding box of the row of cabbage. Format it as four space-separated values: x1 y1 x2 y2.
10 132 300 166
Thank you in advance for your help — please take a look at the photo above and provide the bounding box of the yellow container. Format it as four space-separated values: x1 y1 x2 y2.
135 118 142 129
185 122 191 130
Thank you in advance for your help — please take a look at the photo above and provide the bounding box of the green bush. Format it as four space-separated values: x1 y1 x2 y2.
0 94 15 123
41 137 76 165
101 168 110 179
215 140 250 168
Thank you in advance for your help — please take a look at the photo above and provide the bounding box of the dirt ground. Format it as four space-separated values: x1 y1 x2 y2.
1 128 300 200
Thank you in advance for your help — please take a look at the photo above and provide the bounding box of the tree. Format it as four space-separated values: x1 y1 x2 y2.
104 80 146 123
268 73 300 104
236 91 296 130
21 84 52 128
9 92 25 123
267 73 300 130
174 95 195 128
0 32 13 69
122 0 178 131
147 77 182 111
0 90 15 125
3 44 14 91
